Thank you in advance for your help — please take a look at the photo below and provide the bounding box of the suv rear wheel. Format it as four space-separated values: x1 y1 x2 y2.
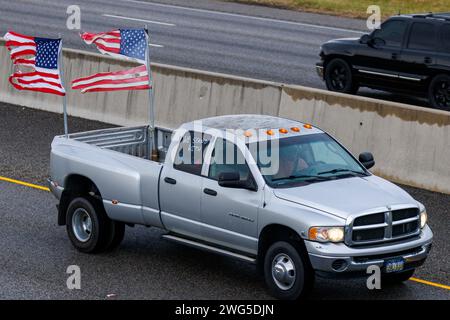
264 241 314 300
325 58 359 94
429 74 450 110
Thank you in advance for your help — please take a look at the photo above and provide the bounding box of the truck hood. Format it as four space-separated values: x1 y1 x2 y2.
273 175 417 219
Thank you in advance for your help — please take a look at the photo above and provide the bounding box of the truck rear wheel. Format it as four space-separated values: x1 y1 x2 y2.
66 197 112 253
264 241 314 300
104 221 125 251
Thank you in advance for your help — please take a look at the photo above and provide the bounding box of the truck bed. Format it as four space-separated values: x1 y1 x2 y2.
68 125 173 162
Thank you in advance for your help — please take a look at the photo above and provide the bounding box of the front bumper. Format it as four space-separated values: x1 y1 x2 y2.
315 62 324 79
306 225 433 276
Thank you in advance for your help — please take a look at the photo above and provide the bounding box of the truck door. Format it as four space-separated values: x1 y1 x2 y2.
201 137 262 255
159 130 211 239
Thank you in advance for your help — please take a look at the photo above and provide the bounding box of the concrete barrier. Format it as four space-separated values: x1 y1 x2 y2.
1 39 449 194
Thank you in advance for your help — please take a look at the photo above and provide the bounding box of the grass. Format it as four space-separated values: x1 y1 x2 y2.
224 0 450 19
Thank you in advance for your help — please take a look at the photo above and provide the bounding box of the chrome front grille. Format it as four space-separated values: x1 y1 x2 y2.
346 207 420 246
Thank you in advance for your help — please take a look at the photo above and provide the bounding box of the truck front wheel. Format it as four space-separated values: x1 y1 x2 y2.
264 241 314 300
66 197 112 253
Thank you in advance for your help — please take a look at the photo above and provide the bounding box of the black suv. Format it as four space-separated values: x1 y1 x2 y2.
316 13 450 110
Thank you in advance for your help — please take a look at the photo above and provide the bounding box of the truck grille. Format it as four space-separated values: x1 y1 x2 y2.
346 208 420 246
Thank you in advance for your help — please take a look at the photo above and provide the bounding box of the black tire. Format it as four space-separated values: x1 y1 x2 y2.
325 58 359 94
66 197 112 253
428 74 450 111
382 269 415 285
104 221 125 251
264 241 314 300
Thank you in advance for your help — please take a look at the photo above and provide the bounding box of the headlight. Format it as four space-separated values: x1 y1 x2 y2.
420 210 428 228
308 226 345 243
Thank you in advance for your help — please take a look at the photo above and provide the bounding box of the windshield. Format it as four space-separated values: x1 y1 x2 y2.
248 133 368 188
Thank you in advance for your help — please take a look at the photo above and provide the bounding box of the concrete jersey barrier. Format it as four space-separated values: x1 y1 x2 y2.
0 39 449 194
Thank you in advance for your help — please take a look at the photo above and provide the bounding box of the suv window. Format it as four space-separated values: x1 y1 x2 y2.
372 20 407 48
174 131 211 175
441 24 450 52
208 138 251 182
407 22 437 51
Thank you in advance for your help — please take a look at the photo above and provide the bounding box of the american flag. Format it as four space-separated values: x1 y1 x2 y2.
81 29 148 63
72 29 150 93
72 64 150 93
4 31 66 96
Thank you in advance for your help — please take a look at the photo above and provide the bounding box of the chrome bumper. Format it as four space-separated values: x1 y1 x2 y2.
315 63 324 79
306 225 433 274
47 178 64 200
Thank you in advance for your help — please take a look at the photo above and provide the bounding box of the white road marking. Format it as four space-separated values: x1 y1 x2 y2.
120 0 363 34
102 13 176 27
149 43 164 48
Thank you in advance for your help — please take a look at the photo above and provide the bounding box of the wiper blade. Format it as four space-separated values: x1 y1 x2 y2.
272 175 331 182
318 168 367 176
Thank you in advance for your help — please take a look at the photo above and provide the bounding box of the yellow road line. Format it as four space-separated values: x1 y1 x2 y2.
0 176 50 192
0 175 449 292
410 277 450 291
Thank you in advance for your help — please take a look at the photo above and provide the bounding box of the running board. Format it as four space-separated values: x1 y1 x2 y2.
162 234 256 264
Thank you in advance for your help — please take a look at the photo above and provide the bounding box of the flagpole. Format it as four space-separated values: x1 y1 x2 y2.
145 25 157 160
58 36 69 138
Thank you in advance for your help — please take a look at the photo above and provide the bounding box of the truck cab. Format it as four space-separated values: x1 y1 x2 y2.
49 114 433 299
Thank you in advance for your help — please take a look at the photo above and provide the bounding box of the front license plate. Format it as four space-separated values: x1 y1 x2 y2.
384 258 405 273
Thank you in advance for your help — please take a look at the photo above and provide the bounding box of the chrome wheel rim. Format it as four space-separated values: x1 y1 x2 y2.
272 253 296 290
72 208 92 242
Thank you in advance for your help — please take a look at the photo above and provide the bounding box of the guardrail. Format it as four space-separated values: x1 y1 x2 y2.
1 39 449 194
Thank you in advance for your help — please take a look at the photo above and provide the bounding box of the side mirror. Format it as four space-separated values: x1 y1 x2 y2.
359 152 375 170
360 34 371 45
218 172 257 191
371 37 386 47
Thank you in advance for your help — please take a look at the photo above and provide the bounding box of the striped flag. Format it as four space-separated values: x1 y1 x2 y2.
72 29 150 93
72 65 150 93
4 31 66 96
81 29 147 63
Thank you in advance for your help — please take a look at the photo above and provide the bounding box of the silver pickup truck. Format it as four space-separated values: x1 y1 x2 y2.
49 114 433 299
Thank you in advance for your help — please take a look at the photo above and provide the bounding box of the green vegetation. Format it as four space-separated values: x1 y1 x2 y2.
225 0 450 19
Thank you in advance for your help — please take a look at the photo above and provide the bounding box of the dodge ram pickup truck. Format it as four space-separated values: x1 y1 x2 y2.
49 115 433 299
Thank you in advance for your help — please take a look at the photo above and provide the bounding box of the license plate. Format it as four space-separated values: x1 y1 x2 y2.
384 258 405 273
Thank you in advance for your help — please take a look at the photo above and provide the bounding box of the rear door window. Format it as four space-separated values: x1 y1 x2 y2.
174 131 211 175
407 22 437 51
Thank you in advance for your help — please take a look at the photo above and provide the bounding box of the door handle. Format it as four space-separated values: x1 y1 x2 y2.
203 188 217 196
391 53 398 60
424 57 432 64
164 177 177 185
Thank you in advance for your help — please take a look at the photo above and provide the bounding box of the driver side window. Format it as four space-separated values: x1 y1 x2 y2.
372 20 407 48
208 138 250 182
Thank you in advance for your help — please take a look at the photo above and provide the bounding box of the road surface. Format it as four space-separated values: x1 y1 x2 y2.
0 0 430 107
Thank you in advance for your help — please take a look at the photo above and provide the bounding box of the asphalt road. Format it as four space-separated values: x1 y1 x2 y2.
0 0 431 107
0 103 449 299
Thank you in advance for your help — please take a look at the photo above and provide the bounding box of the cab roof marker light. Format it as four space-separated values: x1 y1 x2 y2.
304 124 313 129
266 129 275 136
244 131 253 137
291 127 300 132
279 128 288 134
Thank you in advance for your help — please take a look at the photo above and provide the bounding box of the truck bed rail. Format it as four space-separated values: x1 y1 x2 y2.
68 125 173 161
